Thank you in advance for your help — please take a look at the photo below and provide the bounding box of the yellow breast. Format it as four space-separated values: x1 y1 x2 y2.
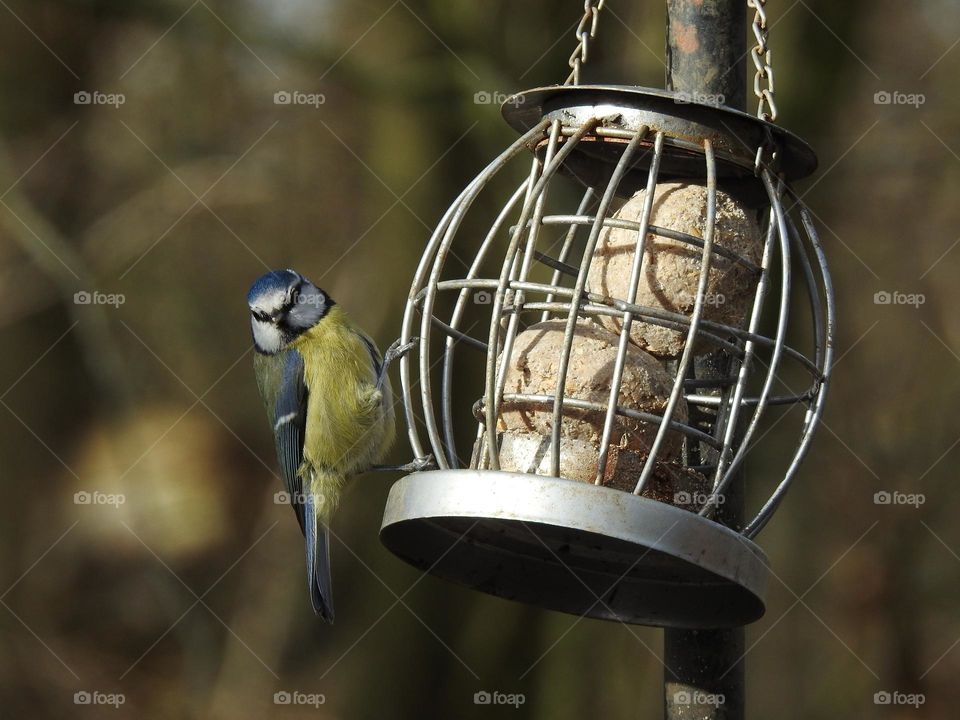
291 306 394 477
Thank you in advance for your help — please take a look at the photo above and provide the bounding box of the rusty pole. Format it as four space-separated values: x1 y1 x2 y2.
664 2 748 719
665 0 747 110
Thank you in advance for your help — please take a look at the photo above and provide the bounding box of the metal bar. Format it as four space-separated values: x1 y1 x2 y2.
482 148 547 469
510 301 742 356
399 183 468 461
553 124 757 172
737 193 830 532
541 188 597 322
664 628 745 720
441 182 529 466
686 392 813 407
666 0 747 110
664 2 748 718
512 215 762 272
634 138 718 496
684 377 738 389
473 393 724 449
699 206 777 518
483 120 598 471
418 280 823 378
786 200 826 372
744 198 835 538
414 119 551 468
549 129 646 477
596 129 661 484
709 171 791 498
491 121 564 452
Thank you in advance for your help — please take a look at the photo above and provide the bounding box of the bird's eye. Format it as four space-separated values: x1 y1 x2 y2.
252 310 270 322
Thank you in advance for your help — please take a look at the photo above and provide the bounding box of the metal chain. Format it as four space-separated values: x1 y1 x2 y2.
564 0 606 86
748 0 777 122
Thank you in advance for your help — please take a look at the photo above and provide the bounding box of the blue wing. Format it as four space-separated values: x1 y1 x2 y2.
358 334 383 379
273 349 308 534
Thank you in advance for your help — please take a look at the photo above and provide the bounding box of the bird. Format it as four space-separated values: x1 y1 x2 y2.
247 268 420 621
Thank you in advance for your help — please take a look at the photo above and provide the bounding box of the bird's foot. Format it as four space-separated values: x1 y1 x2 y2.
376 336 419 390
371 453 436 474
383 337 419 365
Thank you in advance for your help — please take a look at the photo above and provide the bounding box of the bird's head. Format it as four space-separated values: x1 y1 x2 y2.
247 269 333 354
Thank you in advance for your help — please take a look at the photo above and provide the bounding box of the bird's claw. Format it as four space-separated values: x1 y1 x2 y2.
408 453 436 472
383 337 419 365
376 337 420 391
370 453 436 474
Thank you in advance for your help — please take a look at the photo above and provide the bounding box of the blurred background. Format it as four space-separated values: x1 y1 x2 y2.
0 0 956 717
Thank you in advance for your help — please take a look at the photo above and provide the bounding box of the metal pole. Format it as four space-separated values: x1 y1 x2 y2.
664 2 747 719
665 0 747 110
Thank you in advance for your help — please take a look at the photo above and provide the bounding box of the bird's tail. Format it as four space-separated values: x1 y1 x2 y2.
304 490 334 623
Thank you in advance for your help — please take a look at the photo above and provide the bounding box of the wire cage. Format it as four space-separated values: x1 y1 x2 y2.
380 85 834 628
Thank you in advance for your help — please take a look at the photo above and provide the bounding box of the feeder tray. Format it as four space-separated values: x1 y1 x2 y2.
381 470 767 627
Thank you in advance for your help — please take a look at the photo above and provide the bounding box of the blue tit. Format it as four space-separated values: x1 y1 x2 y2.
247 268 401 622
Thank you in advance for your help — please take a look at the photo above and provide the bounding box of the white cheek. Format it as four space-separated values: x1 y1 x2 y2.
252 319 283 354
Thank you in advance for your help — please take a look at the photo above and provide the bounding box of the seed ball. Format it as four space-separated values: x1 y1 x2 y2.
586 182 763 358
495 319 693 496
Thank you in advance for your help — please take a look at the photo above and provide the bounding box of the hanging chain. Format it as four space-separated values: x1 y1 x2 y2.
748 0 777 122
564 1 606 86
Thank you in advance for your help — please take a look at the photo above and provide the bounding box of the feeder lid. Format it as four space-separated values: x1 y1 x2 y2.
380 470 769 628
501 84 818 183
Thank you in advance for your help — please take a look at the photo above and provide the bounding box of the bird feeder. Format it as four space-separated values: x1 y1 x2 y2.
380 0 833 631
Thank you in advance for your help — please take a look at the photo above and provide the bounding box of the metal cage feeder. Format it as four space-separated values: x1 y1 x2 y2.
380 83 834 628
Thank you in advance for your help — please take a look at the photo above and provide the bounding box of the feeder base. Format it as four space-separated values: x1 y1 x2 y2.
380 470 768 628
